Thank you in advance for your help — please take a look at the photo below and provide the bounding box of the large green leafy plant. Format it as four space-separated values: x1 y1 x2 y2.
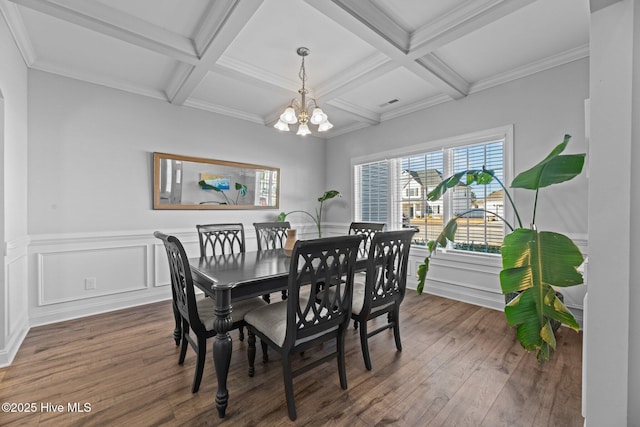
277 190 341 237
417 135 585 361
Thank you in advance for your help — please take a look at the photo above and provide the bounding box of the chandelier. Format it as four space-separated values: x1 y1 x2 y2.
274 47 333 136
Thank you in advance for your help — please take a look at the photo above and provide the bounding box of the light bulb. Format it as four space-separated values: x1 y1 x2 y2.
280 107 297 124
310 107 327 125
318 120 334 132
296 123 311 136
274 119 290 131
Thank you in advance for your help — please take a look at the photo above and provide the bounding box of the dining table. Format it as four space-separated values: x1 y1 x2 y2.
188 248 367 418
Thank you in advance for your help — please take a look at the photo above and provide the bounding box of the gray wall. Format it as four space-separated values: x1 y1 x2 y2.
325 58 590 239
27 70 329 235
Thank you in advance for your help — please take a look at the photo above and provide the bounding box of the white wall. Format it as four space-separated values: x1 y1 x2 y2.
25 70 330 326
0 11 30 366
325 58 590 320
585 0 638 425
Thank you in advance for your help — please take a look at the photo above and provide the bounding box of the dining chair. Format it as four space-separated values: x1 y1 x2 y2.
254 221 291 251
348 221 385 330
196 223 245 256
154 231 267 393
196 223 248 340
244 234 364 421
348 221 385 258
253 221 291 302
351 229 416 370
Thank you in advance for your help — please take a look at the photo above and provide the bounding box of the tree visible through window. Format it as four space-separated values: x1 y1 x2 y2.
354 133 506 254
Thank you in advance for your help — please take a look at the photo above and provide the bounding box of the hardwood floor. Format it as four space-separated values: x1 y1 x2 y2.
0 292 583 426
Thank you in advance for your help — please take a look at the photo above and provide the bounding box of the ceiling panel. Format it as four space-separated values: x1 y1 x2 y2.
192 71 288 119
3 0 590 138
370 0 469 32
433 0 590 83
20 6 180 92
338 66 440 114
218 0 379 89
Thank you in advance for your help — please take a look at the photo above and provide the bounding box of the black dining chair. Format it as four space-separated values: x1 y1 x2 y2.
244 234 363 420
155 231 267 393
348 221 385 330
253 221 291 302
349 221 385 258
196 223 248 340
254 221 291 251
350 229 415 370
196 223 245 256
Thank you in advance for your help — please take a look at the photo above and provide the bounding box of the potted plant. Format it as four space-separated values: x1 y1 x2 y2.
277 190 341 237
417 134 585 361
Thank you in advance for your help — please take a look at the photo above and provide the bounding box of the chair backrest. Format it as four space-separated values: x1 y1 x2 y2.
349 221 385 258
196 223 245 256
254 221 291 251
284 235 363 349
154 231 205 334
361 229 415 315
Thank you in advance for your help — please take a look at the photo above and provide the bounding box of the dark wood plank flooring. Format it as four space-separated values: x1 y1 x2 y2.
0 292 583 426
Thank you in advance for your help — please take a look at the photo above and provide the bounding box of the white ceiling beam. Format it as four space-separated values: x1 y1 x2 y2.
304 0 467 99
324 0 410 52
306 0 538 101
167 0 264 105
8 0 199 64
416 53 470 96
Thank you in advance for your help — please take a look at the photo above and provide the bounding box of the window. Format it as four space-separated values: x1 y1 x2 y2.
353 127 512 254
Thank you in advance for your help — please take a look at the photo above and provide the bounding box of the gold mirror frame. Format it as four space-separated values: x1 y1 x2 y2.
153 152 280 210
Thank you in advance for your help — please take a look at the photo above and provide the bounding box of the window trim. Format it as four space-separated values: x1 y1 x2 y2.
351 125 515 247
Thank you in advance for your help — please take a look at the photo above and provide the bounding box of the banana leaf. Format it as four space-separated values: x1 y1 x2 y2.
416 134 586 361
500 228 583 361
416 218 457 294
511 134 585 190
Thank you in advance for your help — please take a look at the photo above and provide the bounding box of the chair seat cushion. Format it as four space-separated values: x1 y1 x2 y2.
245 297 336 347
350 273 394 317
197 296 268 332
244 300 288 346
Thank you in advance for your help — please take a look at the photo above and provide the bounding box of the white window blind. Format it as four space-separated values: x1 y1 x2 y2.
354 136 506 254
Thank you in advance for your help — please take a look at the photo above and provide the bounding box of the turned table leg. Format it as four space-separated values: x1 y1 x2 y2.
212 288 233 418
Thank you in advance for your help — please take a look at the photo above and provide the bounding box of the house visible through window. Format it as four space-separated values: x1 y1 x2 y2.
353 128 510 254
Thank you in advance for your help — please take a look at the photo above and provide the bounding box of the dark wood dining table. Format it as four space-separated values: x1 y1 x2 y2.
188 249 296 418
189 248 367 418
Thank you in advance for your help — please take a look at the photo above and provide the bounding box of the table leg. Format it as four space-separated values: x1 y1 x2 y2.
213 288 233 418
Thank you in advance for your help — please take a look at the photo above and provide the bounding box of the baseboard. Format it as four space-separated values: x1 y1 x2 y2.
29 291 171 328
0 317 29 367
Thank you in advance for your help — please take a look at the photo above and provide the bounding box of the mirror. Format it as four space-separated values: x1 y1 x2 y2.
153 152 280 210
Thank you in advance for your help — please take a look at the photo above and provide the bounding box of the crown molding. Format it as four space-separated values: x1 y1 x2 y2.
0 0 36 66
30 58 167 101
470 44 590 94
9 0 198 63
183 97 265 125
381 93 451 122
410 0 537 57
327 99 380 124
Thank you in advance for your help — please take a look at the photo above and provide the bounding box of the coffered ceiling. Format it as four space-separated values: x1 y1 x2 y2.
1 0 590 138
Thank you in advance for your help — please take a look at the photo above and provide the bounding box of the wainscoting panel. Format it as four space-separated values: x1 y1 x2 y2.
27 229 199 327
25 225 586 331
37 246 148 305
1 236 30 367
